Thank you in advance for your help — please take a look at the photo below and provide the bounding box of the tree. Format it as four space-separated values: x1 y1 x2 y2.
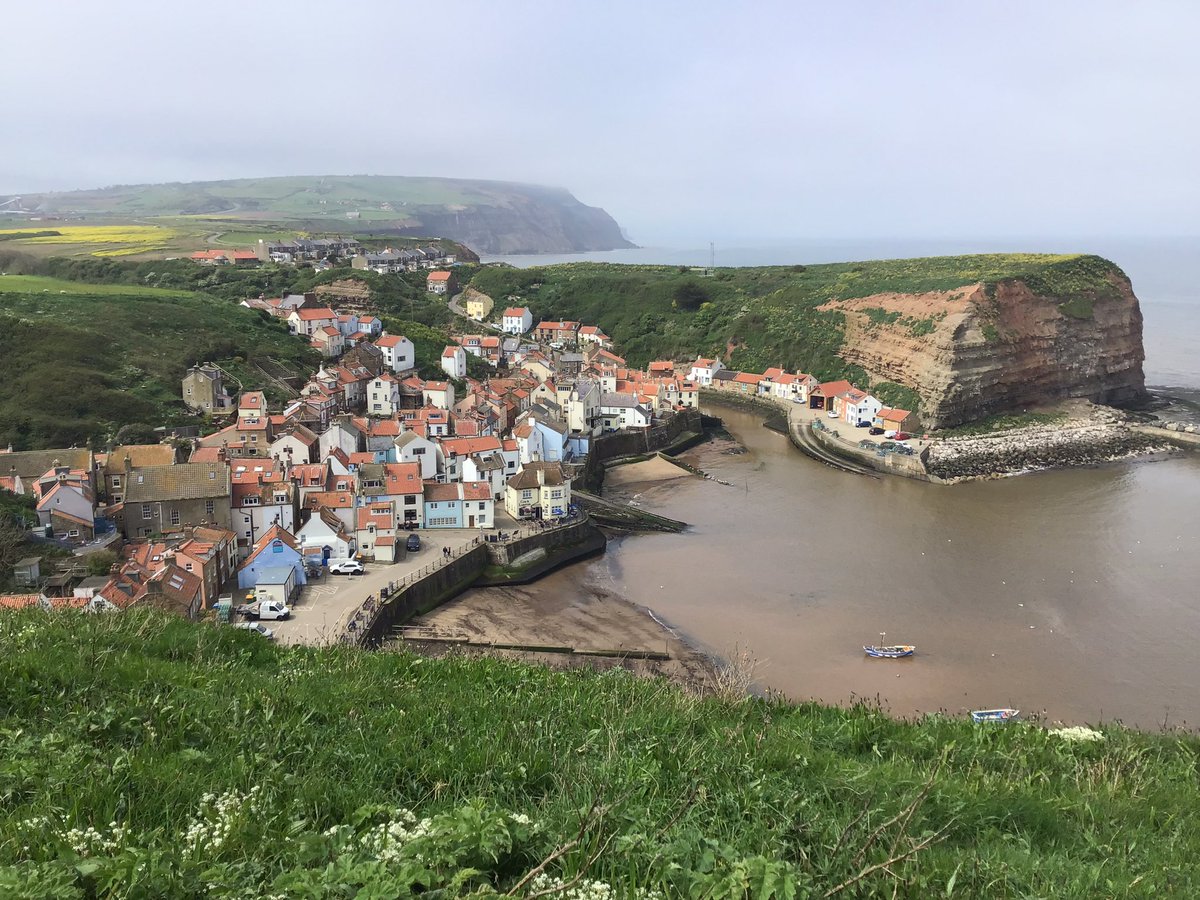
672 280 709 312
86 550 118 577
115 423 161 445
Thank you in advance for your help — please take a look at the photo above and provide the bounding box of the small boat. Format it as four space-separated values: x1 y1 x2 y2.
863 644 915 658
971 708 1020 723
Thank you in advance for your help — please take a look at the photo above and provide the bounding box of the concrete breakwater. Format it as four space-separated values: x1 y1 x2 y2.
925 423 1174 481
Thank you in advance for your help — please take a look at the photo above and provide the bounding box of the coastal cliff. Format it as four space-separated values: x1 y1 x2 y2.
1 175 635 255
821 257 1147 428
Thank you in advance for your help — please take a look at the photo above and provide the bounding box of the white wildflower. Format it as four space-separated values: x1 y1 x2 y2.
63 822 127 857
182 785 262 855
1050 725 1104 743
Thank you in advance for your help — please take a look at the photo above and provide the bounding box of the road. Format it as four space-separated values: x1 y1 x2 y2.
268 513 522 646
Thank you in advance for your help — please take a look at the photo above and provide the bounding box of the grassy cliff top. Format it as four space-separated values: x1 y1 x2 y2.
469 254 1126 381
0 611 1195 897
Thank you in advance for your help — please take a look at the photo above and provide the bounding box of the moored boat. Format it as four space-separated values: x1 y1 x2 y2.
971 708 1020 723
863 644 915 658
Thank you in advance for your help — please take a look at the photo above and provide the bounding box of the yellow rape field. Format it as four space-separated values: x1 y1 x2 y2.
0 224 180 256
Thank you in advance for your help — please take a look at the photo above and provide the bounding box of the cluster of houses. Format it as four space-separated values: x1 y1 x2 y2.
1 264 922 620
689 358 917 432
188 238 456 274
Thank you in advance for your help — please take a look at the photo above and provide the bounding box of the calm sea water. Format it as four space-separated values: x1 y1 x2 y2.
479 238 1200 726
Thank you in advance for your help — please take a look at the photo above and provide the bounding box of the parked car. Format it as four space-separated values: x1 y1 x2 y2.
868 427 885 435
894 445 916 456
233 622 275 640
328 560 365 576
858 439 876 449
826 410 838 418
884 430 897 439
855 420 871 428
235 599 291 621
893 432 912 441
406 534 421 552
878 441 897 451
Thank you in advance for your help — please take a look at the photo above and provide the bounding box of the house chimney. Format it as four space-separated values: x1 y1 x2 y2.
536 467 544 486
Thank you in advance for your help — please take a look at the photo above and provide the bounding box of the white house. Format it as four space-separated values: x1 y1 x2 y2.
688 358 725 386
441 345 467 380
599 393 651 431
374 334 416 374
501 306 533 335
422 381 455 410
286 307 339 337
355 502 398 563
230 464 297 553
577 325 612 348
295 507 354 563
837 389 883 426
514 411 566 462
319 416 361 460
393 430 439 479
367 375 402 417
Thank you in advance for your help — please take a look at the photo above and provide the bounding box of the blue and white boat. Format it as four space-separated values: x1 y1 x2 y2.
971 708 1020 723
863 644 915 658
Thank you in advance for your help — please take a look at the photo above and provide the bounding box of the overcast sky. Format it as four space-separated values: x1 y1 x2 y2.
5 1 1198 244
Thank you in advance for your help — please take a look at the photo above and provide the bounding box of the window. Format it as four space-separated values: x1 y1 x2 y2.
244 497 259 506
479 502 486 509
184 563 193 572
142 504 152 520
169 508 180 526
404 496 416 505
111 475 121 488
412 447 425 456
137 474 145 483
205 499 215 515
68 529 80 538
244 516 251 524
209 471 216 479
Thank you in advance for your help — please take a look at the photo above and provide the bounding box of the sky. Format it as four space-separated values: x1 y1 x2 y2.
5 1 1199 245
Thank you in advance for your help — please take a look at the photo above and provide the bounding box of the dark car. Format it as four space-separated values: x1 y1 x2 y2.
406 534 421 552
855 420 871 428
868 426 885 435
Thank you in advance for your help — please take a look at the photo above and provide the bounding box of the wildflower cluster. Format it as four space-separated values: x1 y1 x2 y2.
340 808 435 864
529 873 662 900
1051 725 1104 743
64 821 127 857
183 786 262 855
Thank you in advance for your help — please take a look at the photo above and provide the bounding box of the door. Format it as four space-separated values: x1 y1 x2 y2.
468 515 475 528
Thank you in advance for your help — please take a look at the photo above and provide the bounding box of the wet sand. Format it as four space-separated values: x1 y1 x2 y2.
398 567 716 690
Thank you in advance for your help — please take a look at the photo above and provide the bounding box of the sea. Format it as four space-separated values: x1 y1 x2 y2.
476 237 1200 728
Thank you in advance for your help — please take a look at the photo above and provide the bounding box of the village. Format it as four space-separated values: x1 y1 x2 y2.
0 261 916 641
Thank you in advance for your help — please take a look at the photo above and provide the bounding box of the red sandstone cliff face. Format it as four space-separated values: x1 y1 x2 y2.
821 274 1146 429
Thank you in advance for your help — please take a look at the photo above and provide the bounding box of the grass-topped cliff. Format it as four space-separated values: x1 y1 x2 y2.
0 611 1195 897
2 175 634 254
471 254 1144 424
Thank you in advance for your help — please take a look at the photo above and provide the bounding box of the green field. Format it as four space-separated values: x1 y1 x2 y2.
469 254 1124 386
0 274 193 297
0 610 1195 897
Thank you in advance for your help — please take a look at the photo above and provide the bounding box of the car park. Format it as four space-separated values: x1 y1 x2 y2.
406 534 421 552
233 622 275 640
328 559 365 575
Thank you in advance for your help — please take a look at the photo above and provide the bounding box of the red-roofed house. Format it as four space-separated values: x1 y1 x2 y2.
873 406 919 434
426 270 455 294
812 380 854 411
287 307 338 337
441 345 467 380
533 320 580 344
502 307 533 334
374 333 416 373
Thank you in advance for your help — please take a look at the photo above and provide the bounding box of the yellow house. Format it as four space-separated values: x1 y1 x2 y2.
463 288 495 322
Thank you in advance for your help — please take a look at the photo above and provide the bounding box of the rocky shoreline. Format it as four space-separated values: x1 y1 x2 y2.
926 407 1178 481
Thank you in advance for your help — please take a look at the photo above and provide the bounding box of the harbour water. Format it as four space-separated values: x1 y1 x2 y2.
479 236 1200 727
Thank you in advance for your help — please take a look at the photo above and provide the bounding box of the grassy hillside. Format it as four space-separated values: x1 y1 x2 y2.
0 611 1195 897
2 175 635 254
469 254 1124 393
0 258 484 449
0 275 320 449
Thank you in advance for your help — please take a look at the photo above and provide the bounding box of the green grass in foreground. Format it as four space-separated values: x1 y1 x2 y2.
0 612 1196 897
